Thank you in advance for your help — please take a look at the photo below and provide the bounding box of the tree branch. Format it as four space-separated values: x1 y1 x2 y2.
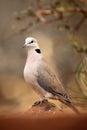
35 7 87 23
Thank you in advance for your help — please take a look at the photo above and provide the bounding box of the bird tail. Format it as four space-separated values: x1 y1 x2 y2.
66 102 80 114
59 98 80 114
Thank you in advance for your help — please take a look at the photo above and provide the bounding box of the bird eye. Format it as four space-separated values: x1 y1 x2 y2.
30 40 34 44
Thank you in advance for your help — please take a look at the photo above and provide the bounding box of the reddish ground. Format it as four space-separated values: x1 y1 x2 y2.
0 101 87 130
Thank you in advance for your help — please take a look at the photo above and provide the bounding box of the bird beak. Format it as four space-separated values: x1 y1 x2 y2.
23 43 26 48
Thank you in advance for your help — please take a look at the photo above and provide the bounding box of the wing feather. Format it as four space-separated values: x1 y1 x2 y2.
36 59 71 103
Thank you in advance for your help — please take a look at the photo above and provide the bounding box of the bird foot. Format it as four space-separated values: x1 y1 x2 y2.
32 99 48 106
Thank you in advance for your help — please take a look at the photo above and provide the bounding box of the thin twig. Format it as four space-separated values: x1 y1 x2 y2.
34 7 87 23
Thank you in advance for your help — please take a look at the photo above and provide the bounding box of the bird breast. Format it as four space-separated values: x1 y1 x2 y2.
23 51 42 85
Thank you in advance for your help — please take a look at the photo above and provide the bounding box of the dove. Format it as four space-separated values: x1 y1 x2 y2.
23 37 79 113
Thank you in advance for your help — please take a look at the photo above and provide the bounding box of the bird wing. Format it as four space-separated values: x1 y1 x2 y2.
36 59 71 103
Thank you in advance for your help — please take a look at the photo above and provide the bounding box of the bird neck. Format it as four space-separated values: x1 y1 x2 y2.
26 47 42 63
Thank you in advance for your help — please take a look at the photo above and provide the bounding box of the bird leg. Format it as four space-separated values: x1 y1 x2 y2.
32 97 48 106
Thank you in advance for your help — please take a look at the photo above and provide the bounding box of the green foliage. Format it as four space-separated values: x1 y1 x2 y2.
75 60 83 74
70 37 87 54
75 56 87 98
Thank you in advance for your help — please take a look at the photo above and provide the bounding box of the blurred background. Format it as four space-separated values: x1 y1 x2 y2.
0 0 87 113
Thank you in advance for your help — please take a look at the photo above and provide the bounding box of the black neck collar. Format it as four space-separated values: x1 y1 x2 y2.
35 49 41 54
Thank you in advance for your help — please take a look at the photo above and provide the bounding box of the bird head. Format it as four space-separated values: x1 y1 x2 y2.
23 37 39 48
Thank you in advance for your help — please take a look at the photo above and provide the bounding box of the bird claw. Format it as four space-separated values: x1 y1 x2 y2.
32 99 48 106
